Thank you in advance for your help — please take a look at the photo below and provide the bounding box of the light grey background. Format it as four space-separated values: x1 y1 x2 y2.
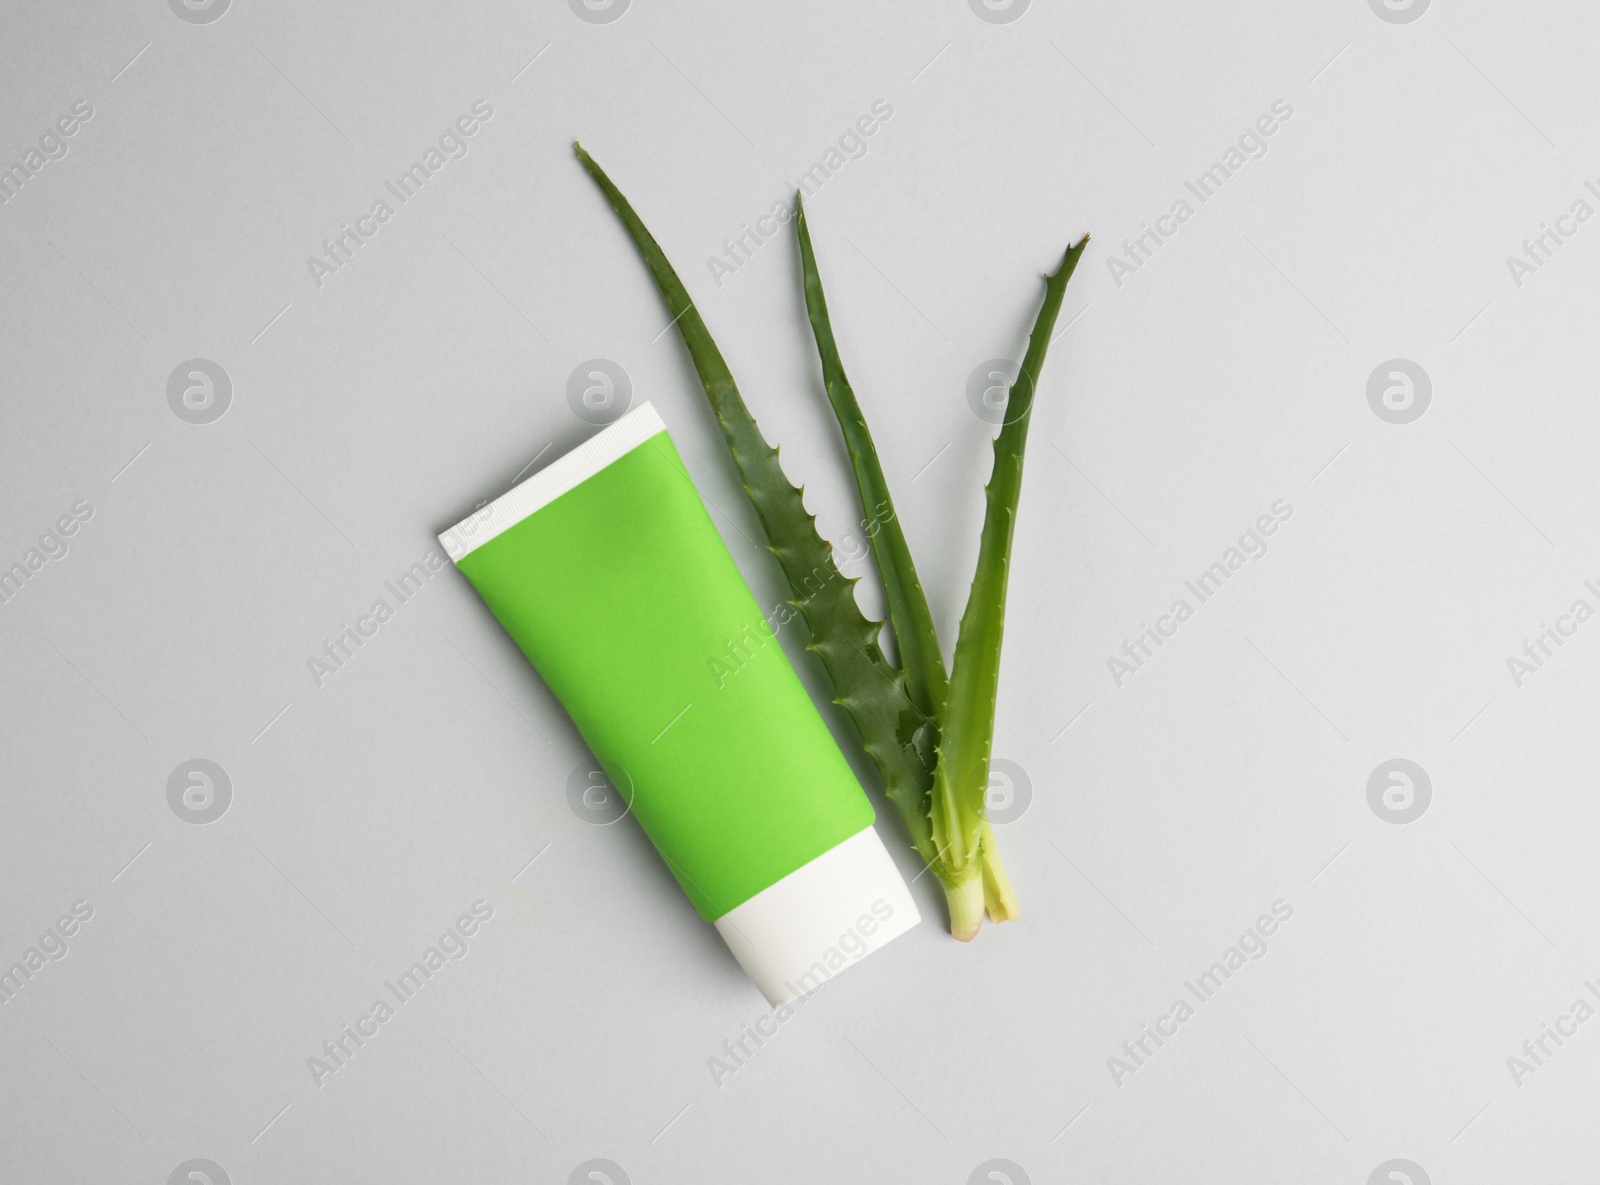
1 1 1596 1182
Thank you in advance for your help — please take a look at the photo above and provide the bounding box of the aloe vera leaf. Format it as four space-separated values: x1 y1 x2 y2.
574 142 938 863
929 236 1089 910
794 194 949 732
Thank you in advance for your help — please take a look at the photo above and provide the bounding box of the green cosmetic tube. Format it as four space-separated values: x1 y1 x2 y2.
439 403 919 1004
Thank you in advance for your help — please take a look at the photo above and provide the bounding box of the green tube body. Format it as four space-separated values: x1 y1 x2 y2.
439 403 918 1002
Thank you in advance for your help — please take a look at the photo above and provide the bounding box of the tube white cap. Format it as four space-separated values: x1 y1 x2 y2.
713 827 921 1006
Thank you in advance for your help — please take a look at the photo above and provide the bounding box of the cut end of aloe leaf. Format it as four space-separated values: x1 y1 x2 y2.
944 873 986 941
